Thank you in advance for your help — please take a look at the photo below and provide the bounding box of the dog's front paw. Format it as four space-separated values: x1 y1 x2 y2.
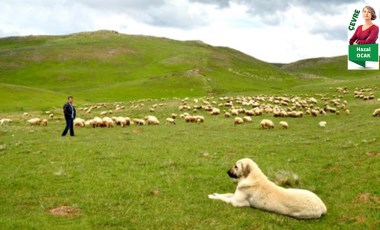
208 193 219 199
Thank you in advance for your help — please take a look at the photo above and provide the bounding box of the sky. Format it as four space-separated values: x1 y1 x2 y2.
0 0 378 63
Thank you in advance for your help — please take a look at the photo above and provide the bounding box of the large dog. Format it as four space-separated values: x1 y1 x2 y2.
208 158 327 219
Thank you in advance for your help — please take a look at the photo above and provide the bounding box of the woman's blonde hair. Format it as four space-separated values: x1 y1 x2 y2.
364 6 377 20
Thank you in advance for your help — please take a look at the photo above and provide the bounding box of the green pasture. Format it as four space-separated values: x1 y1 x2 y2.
1 87 379 229
0 31 379 229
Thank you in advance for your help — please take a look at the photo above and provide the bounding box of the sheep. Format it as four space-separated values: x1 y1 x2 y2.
102 117 114 128
41 119 48 126
243 116 252 123
194 115 205 123
145 115 160 125
0 118 12 125
372 108 380 117
166 118 176 125
92 117 103 127
234 117 244 125
184 115 204 123
74 118 85 127
27 118 42 126
184 115 195 123
279 121 288 129
210 107 220 115
112 116 129 127
132 118 145 125
319 121 327 128
231 109 239 116
260 119 274 129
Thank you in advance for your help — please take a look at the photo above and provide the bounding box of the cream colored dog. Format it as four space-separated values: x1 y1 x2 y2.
208 158 327 219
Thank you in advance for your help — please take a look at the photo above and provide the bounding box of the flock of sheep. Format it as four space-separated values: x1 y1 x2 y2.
0 86 379 129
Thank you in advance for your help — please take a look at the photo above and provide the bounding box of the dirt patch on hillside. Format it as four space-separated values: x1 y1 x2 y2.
49 205 80 217
353 193 380 207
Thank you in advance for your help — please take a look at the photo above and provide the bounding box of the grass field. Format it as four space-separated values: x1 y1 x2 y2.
1 84 379 229
0 31 380 229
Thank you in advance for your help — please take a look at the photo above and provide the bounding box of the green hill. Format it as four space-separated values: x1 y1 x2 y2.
1 30 379 112
281 56 380 94
0 30 297 111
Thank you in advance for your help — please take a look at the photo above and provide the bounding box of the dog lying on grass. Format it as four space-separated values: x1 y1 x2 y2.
208 158 327 219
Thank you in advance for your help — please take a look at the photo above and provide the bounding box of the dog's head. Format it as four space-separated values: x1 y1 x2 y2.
227 158 256 179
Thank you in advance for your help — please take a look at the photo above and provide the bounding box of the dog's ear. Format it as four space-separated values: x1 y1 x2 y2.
242 162 251 177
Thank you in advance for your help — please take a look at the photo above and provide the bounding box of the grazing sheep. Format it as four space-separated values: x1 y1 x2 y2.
74 118 85 127
260 119 274 129
234 117 244 125
92 117 103 127
102 117 114 128
112 116 129 127
210 107 221 115
319 121 327 128
195 115 205 123
243 116 252 123
145 115 160 125
27 118 42 126
166 118 176 125
373 108 380 117
224 112 231 118
41 119 48 126
0 118 12 125
132 118 145 126
231 109 239 116
279 121 288 129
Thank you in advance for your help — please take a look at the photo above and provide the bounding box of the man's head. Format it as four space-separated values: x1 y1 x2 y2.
68 96 73 103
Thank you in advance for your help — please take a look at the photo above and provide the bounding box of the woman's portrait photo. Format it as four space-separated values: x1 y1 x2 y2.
349 5 379 45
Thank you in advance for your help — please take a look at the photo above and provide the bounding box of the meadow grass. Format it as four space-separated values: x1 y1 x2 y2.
1 85 379 229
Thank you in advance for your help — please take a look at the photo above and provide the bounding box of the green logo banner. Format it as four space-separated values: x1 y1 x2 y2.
349 44 379 67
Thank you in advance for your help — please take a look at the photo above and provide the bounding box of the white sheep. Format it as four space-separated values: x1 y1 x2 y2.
27 118 42 126
194 115 204 123
319 121 327 127
112 116 129 127
210 108 220 115
279 121 288 129
93 117 103 127
260 119 274 129
145 115 160 125
372 108 380 117
74 118 85 127
243 116 252 123
166 118 176 125
132 118 145 125
0 118 12 125
41 119 48 126
234 117 244 125
102 117 114 128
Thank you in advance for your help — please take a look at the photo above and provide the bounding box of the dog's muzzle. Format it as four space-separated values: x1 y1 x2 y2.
227 169 238 178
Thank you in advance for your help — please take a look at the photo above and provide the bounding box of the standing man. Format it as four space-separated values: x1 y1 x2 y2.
62 96 76 136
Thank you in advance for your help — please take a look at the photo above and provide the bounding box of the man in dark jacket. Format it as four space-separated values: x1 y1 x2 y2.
61 96 76 136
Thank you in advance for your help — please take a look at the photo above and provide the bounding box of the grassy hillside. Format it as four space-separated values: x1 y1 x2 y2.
0 30 297 111
281 55 380 78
